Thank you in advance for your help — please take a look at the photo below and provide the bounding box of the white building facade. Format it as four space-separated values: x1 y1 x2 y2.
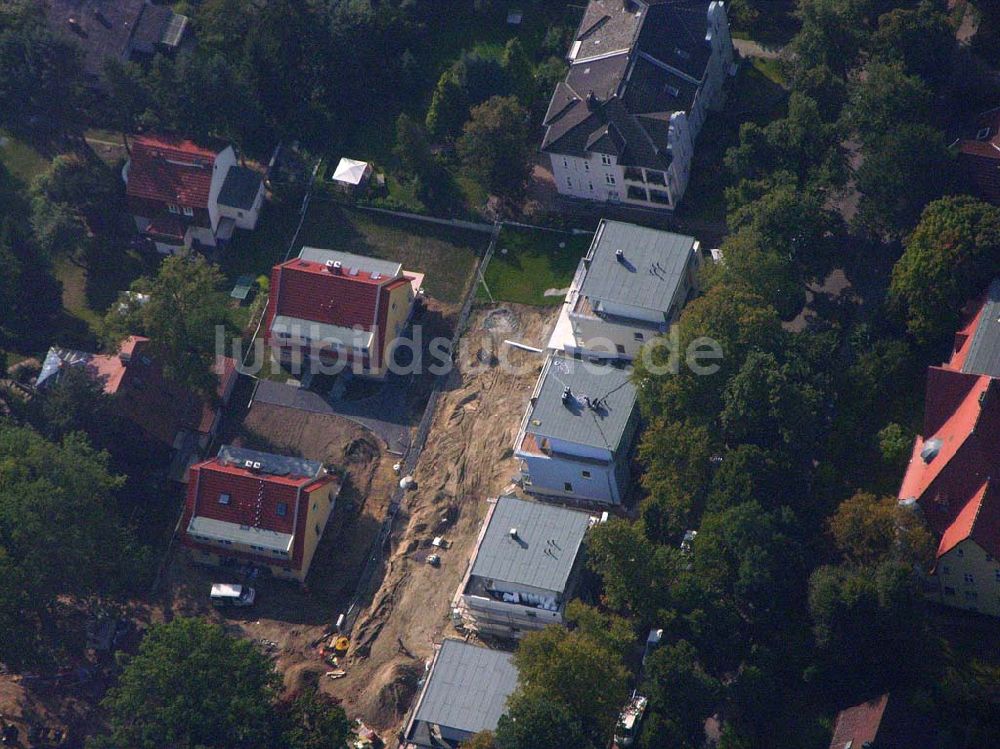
542 0 734 211
515 354 639 506
453 497 596 639
548 220 701 361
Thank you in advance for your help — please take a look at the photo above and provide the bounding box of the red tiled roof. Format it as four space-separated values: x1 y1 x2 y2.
828 694 888 749
937 480 1000 560
112 337 235 445
265 258 411 369
127 134 221 209
182 452 338 569
900 288 1000 561
145 215 187 240
958 109 1000 205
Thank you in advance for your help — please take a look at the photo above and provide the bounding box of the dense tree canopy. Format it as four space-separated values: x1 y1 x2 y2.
103 254 234 396
0 423 146 667
0 1 83 134
508 625 631 747
889 196 1000 344
91 618 281 749
457 96 534 208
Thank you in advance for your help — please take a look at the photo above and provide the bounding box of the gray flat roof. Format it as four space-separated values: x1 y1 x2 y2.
525 355 636 452
963 278 1000 377
217 165 262 210
409 640 518 738
297 247 402 278
216 445 324 480
579 220 696 312
470 497 591 594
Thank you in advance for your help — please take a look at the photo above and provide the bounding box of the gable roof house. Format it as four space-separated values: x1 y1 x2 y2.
181 446 340 582
123 134 265 254
45 0 188 88
957 107 1000 205
452 496 598 639
898 279 1000 617
541 0 734 211
827 694 940 749
36 336 237 478
265 248 424 379
515 353 639 505
548 219 701 361
403 639 519 749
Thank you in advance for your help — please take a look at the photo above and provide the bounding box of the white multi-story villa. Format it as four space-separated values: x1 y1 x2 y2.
541 0 734 210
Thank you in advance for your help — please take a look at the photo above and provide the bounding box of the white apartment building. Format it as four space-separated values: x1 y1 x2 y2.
541 0 734 210
453 496 597 639
548 219 701 361
515 354 639 505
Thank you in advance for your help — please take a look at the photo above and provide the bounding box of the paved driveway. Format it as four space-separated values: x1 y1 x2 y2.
253 378 413 455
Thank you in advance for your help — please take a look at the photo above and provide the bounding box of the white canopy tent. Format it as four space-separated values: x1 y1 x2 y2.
331 157 371 186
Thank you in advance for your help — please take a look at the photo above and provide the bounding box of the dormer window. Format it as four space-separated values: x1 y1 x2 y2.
168 204 180 214
218 493 230 506
183 206 194 217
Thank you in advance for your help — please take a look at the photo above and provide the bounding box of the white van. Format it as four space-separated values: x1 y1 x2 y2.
210 583 256 608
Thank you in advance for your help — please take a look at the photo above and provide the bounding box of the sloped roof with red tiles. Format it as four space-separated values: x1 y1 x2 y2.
900 282 1000 561
828 694 888 749
898 375 994 509
127 134 223 209
828 694 937 749
182 446 338 568
265 252 412 368
958 109 1000 205
937 480 1000 560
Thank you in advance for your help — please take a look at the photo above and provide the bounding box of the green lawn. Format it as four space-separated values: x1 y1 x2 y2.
0 130 50 186
751 56 786 88
478 226 592 306
222 196 487 305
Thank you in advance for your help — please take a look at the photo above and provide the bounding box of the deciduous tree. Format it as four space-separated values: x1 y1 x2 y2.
103 254 234 397
91 618 281 749
889 196 1000 344
457 96 533 207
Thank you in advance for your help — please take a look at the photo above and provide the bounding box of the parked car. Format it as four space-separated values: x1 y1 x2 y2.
210 583 256 607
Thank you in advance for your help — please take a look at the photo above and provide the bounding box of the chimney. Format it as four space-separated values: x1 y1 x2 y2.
615 249 625 264
586 91 600 111
562 386 573 405
509 528 519 540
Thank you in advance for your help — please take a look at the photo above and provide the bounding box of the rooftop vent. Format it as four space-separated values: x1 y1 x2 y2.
920 438 942 464
562 386 573 405
372 272 381 280
509 527 519 540
586 91 600 111
326 260 342 273
244 460 263 472
615 249 626 263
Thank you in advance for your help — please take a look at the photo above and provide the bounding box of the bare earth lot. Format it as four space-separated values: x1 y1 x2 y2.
153 404 401 690
323 304 558 735
0 304 554 746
